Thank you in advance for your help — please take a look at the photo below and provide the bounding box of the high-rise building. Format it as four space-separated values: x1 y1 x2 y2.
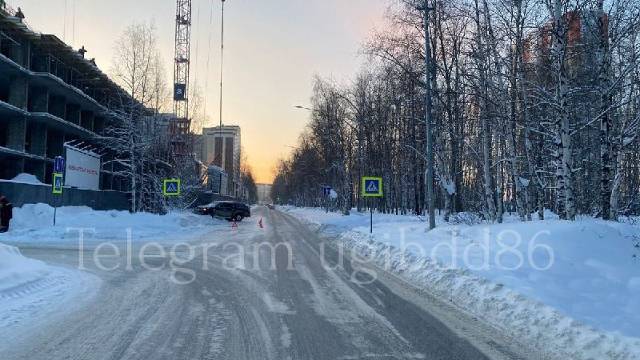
256 183 272 204
201 125 241 197
523 10 608 75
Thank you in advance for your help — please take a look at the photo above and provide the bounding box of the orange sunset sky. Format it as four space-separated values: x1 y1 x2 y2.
14 0 388 183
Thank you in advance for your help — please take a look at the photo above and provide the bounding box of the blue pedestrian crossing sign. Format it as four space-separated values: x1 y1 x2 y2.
163 179 181 196
322 186 332 196
52 173 63 195
54 156 65 173
361 177 383 197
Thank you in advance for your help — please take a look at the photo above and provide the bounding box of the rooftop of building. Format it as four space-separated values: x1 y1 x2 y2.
204 125 241 130
202 125 241 136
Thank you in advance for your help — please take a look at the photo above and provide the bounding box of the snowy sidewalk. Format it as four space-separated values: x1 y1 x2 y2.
283 206 640 360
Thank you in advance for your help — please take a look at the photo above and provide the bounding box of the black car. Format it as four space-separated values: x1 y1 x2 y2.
197 201 251 222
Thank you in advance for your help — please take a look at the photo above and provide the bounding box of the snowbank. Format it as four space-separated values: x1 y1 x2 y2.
3 173 45 185
284 206 640 360
0 243 99 350
0 243 51 292
0 203 222 244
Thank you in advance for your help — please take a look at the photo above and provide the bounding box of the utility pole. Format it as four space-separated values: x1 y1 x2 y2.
219 0 225 130
421 0 436 230
215 0 226 170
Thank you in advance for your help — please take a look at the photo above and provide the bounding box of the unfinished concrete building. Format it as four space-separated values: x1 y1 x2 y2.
0 6 141 208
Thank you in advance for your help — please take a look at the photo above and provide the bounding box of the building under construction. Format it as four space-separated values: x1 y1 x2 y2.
0 5 143 209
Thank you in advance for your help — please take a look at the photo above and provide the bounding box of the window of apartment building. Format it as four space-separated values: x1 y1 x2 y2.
0 121 7 147
0 36 13 59
224 137 234 175
23 121 33 153
0 77 9 103
46 129 63 158
23 159 40 179
214 137 223 167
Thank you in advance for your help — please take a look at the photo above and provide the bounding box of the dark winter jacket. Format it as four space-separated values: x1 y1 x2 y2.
0 202 12 226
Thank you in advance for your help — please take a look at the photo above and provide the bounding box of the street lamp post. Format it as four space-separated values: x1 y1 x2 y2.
419 0 436 230
219 0 226 130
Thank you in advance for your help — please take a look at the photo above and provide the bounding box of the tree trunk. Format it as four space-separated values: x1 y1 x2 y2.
598 2 613 220
552 0 575 220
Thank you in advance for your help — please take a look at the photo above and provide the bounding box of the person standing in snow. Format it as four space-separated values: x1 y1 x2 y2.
0 196 13 233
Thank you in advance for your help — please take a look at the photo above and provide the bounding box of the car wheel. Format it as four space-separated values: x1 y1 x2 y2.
234 214 244 222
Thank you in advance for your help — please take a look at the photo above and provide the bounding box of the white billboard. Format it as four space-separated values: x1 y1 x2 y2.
64 146 101 190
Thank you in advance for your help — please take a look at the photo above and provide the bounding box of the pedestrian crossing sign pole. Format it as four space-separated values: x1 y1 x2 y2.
361 177 383 233
52 172 64 226
163 179 181 196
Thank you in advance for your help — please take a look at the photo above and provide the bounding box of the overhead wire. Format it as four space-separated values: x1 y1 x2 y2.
192 0 202 128
72 0 75 45
63 0 67 41
219 0 224 128
202 0 215 126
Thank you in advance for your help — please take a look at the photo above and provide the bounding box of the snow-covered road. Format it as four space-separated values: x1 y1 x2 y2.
0 207 547 360
0 243 99 352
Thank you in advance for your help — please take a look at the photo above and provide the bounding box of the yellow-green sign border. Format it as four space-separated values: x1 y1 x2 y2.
361 176 383 197
52 173 63 195
163 178 181 196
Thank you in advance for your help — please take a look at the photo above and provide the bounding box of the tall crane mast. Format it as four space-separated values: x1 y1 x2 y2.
172 0 192 156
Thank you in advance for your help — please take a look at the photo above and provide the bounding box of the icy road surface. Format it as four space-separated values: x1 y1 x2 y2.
1 207 547 360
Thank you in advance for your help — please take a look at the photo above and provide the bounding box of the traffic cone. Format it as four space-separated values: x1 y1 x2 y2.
258 218 263 229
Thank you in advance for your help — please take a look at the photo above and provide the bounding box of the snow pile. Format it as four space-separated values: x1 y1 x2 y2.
1 203 222 244
278 205 346 229
0 243 50 292
0 243 99 349
284 207 640 360
4 173 45 185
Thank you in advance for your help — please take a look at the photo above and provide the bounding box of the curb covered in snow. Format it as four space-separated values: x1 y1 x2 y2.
340 230 639 360
285 208 640 360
